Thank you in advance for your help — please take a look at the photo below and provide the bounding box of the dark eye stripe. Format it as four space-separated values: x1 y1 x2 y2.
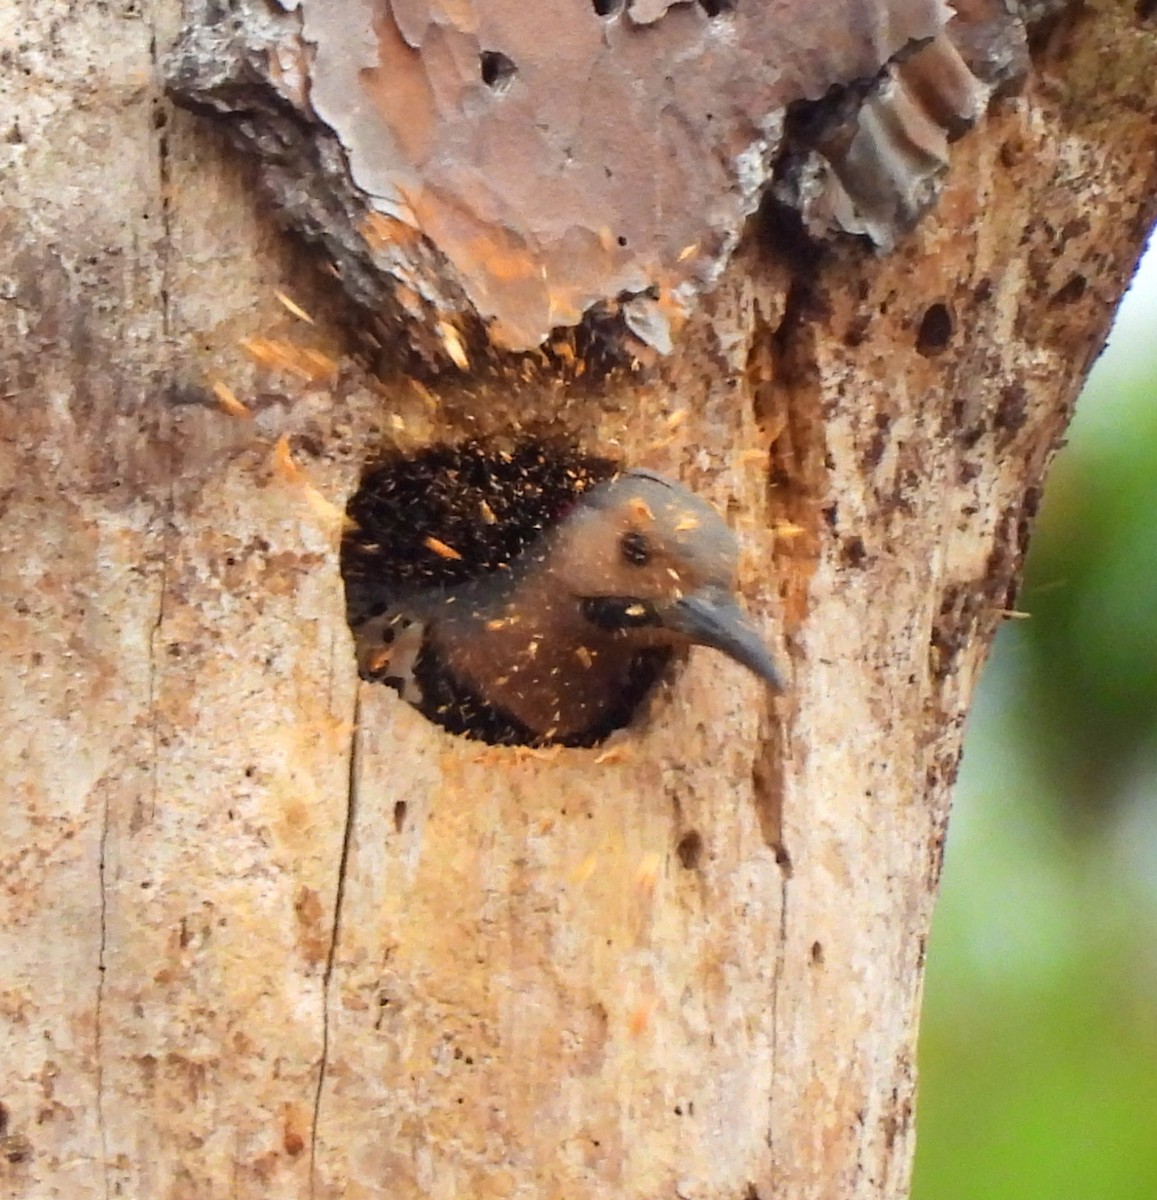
620 530 650 566
580 596 660 630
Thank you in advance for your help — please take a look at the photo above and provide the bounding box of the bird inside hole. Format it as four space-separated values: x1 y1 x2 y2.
351 469 783 746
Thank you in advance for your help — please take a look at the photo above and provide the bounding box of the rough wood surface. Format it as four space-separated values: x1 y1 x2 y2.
165 0 1030 356
2 2 1155 1199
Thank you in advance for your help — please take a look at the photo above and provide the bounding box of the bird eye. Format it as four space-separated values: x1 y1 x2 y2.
620 530 650 566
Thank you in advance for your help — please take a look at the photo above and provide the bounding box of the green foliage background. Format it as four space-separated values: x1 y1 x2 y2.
913 242 1157 1198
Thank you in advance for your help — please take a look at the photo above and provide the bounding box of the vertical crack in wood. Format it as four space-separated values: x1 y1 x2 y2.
763 871 790 1183
146 18 175 830
107 497 171 1198
150 30 174 341
95 786 111 1200
310 690 362 1196
145 517 169 819
751 718 792 868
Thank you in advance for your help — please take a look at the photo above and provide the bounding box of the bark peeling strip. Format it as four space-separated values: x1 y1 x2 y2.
165 0 1056 361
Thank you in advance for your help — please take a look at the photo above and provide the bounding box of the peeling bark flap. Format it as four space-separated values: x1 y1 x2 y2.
168 0 1029 357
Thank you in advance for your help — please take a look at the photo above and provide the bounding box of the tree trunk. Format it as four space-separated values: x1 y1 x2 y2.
2 3 1154 1199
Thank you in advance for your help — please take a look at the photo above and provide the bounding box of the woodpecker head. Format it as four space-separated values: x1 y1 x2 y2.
539 470 784 691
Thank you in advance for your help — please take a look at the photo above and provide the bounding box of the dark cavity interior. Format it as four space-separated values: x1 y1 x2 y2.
340 438 674 747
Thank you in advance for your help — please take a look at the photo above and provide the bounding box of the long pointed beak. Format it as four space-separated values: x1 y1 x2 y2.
659 587 785 692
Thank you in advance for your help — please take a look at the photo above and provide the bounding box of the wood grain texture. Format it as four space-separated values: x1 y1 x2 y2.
1 1 1154 1198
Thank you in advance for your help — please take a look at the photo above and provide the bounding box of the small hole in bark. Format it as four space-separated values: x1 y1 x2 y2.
480 51 517 93
995 384 1029 438
374 995 391 1031
4 1139 30 1165
393 801 407 833
676 830 704 869
342 440 673 748
1051 273 1087 306
810 940 825 965
915 303 953 357
698 0 737 14
774 844 793 876
592 0 624 13
844 312 871 347
840 536 867 569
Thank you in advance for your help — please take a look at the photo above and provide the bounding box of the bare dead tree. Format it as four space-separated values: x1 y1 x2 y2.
2 2 1154 1198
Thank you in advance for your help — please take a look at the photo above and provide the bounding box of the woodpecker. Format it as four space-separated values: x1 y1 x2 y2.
353 469 783 746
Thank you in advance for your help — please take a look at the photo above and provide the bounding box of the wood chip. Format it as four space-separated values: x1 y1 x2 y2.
628 497 654 523
772 521 807 540
423 536 462 560
272 435 351 530
437 321 470 370
210 379 251 419
636 851 661 895
272 434 301 483
568 855 599 884
240 337 338 383
273 290 316 325
627 996 656 1037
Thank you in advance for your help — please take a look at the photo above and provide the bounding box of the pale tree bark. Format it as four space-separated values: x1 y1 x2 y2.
1 3 1155 1200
